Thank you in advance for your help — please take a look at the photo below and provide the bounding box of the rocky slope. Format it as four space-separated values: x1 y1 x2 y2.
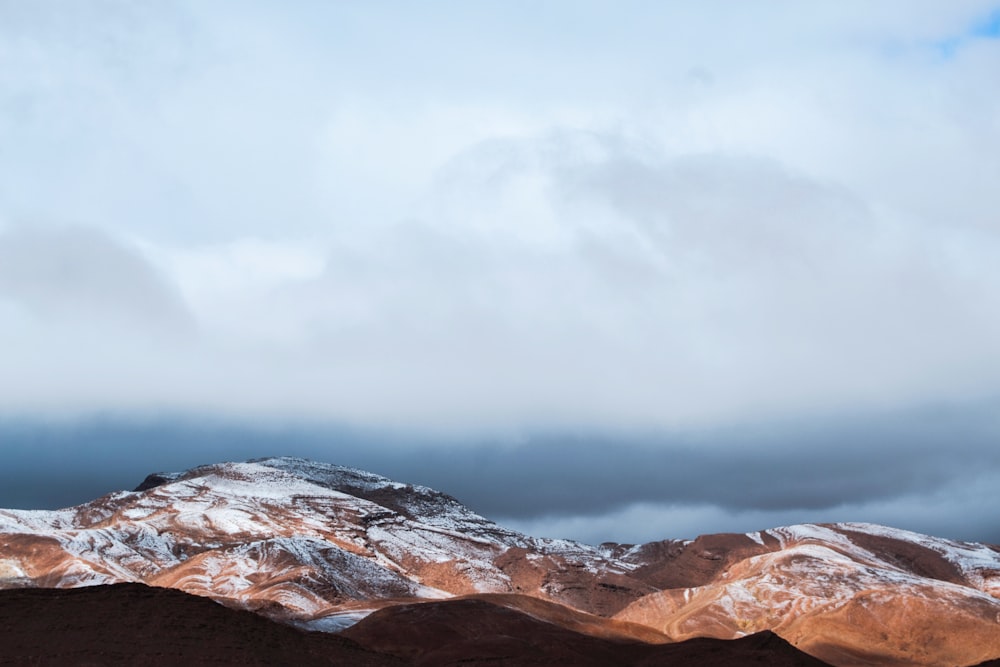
1 457 999 666
615 524 1000 666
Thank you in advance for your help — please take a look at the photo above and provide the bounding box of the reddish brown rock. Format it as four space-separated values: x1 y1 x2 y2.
615 524 1000 667
3 458 1000 667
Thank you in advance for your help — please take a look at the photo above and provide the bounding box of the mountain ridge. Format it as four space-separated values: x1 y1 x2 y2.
1 456 999 666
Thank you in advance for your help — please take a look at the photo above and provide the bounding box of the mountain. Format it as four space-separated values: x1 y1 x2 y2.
1 457 998 666
614 524 1000 667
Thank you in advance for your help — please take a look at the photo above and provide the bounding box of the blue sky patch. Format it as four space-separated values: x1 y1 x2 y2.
971 8 1000 38
932 6 1000 59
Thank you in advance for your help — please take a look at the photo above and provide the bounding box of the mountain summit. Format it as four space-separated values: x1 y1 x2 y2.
1 457 999 666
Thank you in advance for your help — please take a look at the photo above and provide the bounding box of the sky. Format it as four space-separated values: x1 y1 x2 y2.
2 1 1000 545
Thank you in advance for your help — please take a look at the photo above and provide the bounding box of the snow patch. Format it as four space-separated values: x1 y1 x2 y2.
0 559 27 580
294 609 375 632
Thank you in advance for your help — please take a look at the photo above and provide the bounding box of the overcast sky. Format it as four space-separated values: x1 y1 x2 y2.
2 1 1000 544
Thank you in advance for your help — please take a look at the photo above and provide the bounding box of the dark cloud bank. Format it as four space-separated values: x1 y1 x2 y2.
2 401 999 545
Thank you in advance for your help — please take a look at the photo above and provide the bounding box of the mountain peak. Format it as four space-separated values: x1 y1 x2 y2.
3 458 1000 667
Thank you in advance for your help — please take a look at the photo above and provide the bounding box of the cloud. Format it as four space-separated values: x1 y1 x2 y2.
1 2 1000 544
3 126 999 429
126 129 999 429
0 225 194 334
500 482 1000 546
2 403 999 543
0 225 203 414
374 401 1000 520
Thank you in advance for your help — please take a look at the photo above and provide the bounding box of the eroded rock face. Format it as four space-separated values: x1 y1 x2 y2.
0 457 651 621
615 524 1000 667
1 457 999 667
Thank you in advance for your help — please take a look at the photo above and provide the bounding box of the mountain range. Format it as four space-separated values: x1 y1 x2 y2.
1 457 998 666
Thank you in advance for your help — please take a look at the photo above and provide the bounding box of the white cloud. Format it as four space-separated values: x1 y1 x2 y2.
0 225 193 335
500 473 1000 545
1 2 1000 430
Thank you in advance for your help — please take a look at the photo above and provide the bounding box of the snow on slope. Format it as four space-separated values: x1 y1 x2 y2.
0 457 634 622
836 522 1000 595
2 457 999 667
616 522 1000 667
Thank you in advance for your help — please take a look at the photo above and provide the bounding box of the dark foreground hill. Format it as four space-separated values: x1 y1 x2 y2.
0 583 832 666
0 583 397 666
342 596 833 666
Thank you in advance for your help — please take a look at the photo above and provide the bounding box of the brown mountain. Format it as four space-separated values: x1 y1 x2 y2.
1 457 998 666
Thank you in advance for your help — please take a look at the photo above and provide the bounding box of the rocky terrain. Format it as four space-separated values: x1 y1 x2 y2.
1 457 999 666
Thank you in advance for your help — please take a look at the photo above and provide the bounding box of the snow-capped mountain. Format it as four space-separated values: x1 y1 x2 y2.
1 457 998 667
615 523 1000 667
